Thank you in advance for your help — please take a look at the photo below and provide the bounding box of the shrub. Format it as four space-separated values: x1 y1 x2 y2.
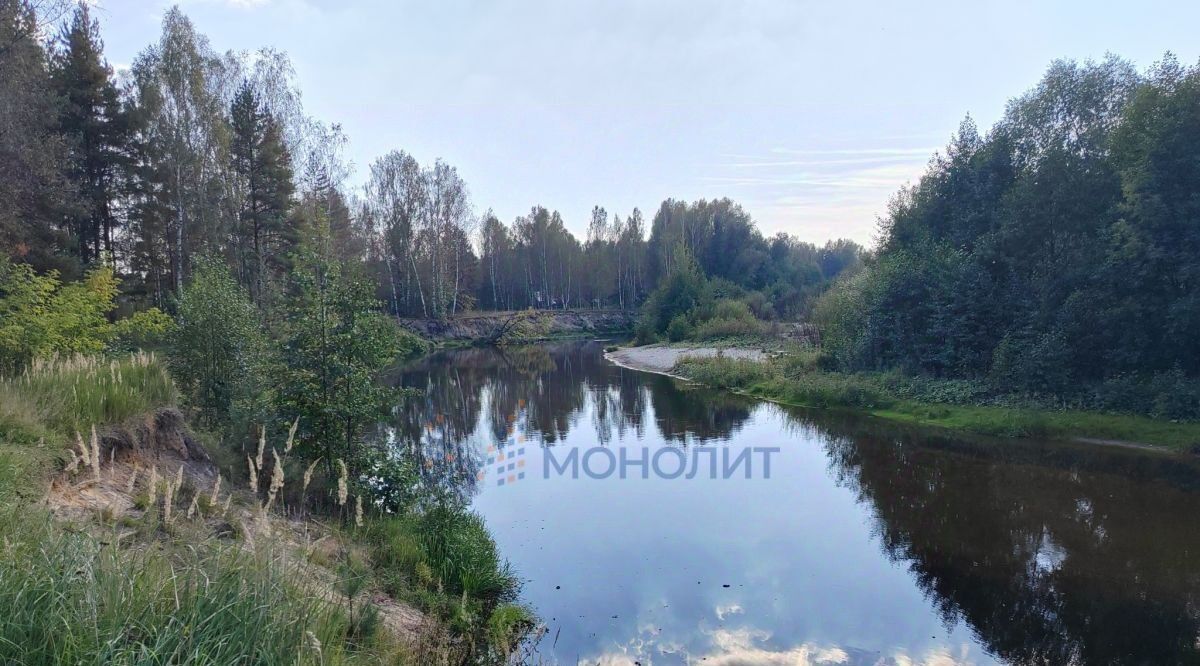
990 331 1074 395
486 603 535 657
0 258 169 373
170 256 272 427
666 314 693 342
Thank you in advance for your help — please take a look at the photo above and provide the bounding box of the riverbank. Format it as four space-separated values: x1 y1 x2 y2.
0 354 528 663
609 345 1200 452
400 308 634 345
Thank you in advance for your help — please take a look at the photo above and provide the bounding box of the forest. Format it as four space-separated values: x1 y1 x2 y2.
814 54 1200 417
0 1 860 332
3 0 1199 420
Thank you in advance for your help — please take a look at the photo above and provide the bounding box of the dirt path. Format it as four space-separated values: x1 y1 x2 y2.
605 344 767 377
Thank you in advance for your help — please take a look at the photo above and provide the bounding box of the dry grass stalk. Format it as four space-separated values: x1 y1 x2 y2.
247 456 259 494
336 459 348 507
186 493 198 520
284 417 299 455
89 426 101 481
220 494 232 518
147 466 158 506
74 432 89 468
301 458 320 503
125 465 139 494
255 428 266 474
209 474 222 506
355 495 363 528
173 465 183 493
305 631 323 658
264 448 285 513
65 450 80 475
163 478 175 523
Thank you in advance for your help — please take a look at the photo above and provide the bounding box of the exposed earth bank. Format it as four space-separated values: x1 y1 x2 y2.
400 309 634 343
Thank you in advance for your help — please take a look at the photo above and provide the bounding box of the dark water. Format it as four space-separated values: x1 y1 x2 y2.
390 341 1200 665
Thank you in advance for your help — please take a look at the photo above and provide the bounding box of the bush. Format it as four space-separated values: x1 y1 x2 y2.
692 301 767 341
170 256 272 427
666 314 693 342
0 258 169 373
811 270 871 370
990 331 1074 395
486 603 535 657
638 243 710 338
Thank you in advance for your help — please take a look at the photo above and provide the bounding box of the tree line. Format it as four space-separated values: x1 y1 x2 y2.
815 54 1200 416
1 1 861 326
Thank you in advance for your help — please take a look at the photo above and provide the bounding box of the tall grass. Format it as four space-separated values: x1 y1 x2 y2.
0 363 410 665
0 353 176 437
361 506 528 659
0 510 382 665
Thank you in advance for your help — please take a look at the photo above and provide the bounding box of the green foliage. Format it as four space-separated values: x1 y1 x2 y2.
359 506 525 656
275 217 410 493
0 259 169 373
637 244 711 341
50 3 130 267
229 82 296 305
813 56 1200 417
0 508 372 665
486 603 535 657
675 352 1200 449
691 298 767 341
665 314 693 342
170 256 271 427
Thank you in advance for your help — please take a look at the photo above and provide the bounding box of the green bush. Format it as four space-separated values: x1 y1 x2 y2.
486 603 535 657
666 314 693 342
170 256 273 427
0 258 170 373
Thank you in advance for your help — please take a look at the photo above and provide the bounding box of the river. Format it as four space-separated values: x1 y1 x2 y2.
389 340 1200 665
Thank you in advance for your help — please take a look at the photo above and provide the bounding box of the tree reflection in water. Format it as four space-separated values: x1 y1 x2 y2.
385 341 1200 664
384 341 755 505
804 409 1200 665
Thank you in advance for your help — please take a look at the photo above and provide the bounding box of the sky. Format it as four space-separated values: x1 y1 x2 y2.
87 0 1200 247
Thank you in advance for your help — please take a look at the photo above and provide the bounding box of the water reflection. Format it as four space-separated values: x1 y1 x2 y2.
388 341 1200 665
810 412 1200 665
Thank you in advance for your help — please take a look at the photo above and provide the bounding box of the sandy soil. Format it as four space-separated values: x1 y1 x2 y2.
605 344 767 376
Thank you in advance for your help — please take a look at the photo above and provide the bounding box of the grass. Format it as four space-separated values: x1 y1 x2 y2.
0 516 379 664
359 507 529 661
0 354 417 664
0 353 175 439
675 353 1200 451
0 353 177 501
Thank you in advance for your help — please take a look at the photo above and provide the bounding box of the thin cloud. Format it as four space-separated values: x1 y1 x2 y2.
699 143 932 245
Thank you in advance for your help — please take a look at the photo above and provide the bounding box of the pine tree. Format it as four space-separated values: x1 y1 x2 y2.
230 83 295 304
50 2 129 266
0 0 74 273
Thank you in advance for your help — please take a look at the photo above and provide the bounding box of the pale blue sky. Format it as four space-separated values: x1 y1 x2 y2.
88 0 1200 246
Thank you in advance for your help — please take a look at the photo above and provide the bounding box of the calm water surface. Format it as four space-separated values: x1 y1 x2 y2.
390 341 1200 665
